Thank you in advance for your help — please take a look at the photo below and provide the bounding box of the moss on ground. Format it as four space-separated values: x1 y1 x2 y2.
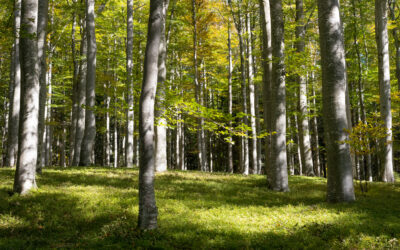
0 167 399 249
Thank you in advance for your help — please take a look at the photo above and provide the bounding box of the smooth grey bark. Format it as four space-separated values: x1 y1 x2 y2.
6 0 21 167
269 0 288 191
155 0 169 173
228 1 249 175
247 11 258 175
126 0 135 168
80 0 96 166
375 0 395 182
105 90 111 167
69 6 79 166
317 0 355 202
114 89 118 168
296 0 314 176
45 47 52 167
310 77 321 177
37 0 48 172
227 17 234 174
260 0 272 177
295 113 302 175
138 0 163 230
13 0 39 194
72 18 87 166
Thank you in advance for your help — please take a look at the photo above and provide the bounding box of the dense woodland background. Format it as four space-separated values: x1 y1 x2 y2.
1 0 399 174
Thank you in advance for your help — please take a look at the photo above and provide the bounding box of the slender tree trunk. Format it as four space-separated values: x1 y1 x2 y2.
317 0 355 202
126 0 135 168
247 11 257 175
72 18 87 166
114 93 118 169
375 0 394 182
105 88 110 166
13 0 40 194
269 0 288 191
155 0 169 172
296 0 314 176
70 6 79 166
45 48 52 167
6 0 21 167
138 0 163 230
37 0 48 172
80 0 96 166
310 76 321 177
227 17 234 173
260 0 272 178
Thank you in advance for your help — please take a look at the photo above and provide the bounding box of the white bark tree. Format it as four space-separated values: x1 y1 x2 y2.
13 0 40 195
6 0 21 167
375 0 395 183
138 0 164 230
317 0 355 202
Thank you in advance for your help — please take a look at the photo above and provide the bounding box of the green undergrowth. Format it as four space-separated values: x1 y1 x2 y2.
0 167 399 249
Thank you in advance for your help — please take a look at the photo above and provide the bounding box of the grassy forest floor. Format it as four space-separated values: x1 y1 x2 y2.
0 167 399 249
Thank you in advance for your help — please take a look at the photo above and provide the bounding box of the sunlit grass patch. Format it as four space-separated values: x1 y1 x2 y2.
0 167 399 249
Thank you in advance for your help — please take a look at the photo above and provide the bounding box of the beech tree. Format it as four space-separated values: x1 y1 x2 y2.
126 0 134 168
269 0 289 191
375 0 395 183
13 0 40 194
317 0 355 202
6 0 21 168
138 0 164 230
80 0 97 166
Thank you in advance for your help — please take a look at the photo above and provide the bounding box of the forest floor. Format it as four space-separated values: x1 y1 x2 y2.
0 167 399 249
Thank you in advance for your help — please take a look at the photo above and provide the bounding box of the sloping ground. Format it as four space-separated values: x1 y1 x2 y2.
0 167 399 249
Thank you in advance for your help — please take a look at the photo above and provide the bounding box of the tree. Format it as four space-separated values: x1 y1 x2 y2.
126 0 135 168
155 0 169 173
138 0 164 230
37 0 49 172
317 0 355 202
72 12 87 167
295 0 314 176
13 0 40 194
375 0 395 183
6 0 21 167
269 0 289 191
80 0 97 166
260 0 272 177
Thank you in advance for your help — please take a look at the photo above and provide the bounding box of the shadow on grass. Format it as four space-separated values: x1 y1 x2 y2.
0 168 399 248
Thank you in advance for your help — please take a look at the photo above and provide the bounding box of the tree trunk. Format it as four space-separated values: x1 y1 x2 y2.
247 11 257 175
269 0 289 191
227 17 234 173
310 77 321 177
260 0 272 178
37 0 48 172
138 0 163 230
296 0 314 176
80 0 96 166
126 0 135 168
375 0 395 183
13 0 40 195
70 5 79 166
155 0 169 172
72 17 87 166
6 0 21 167
317 0 355 202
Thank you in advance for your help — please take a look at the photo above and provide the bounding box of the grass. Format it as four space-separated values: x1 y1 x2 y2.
0 167 399 249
